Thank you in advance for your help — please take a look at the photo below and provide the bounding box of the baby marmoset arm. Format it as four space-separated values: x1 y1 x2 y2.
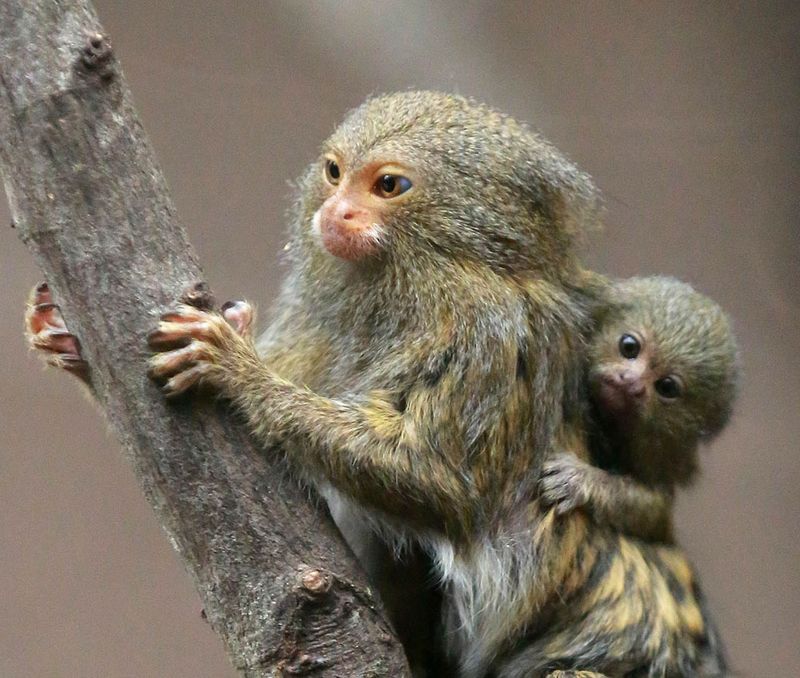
540 452 674 543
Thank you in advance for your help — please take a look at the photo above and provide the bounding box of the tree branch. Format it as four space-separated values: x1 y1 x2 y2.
0 2 409 676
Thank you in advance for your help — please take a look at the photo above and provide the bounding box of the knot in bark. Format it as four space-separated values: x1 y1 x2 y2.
77 32 114 80
299 568 333 597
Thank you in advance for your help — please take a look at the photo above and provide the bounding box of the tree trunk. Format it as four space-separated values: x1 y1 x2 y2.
0 2 410 676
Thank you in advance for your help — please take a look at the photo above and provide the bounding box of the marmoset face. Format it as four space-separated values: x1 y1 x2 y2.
312 154 415 261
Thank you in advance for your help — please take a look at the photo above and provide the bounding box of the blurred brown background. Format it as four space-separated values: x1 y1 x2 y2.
1 2 798 676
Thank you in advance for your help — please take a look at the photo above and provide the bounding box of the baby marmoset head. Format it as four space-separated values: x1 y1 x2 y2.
588 276 739 486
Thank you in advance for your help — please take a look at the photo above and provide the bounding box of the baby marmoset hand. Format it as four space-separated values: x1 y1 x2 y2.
539 454 595 515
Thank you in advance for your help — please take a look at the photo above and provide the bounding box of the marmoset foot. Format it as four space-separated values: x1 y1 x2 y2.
25 282 89 383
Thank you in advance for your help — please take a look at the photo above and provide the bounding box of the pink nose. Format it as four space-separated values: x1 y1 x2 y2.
603 370 645 399
331 198 367 224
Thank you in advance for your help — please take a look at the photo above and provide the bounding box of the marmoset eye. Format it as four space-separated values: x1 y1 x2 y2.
655 375 682 399
324 159 341 184
618 333 641 359
376 174 412 198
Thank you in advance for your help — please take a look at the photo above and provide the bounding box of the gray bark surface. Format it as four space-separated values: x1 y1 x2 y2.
0 2 409 676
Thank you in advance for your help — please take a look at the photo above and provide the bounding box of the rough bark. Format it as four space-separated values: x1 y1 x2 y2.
0 2 410 676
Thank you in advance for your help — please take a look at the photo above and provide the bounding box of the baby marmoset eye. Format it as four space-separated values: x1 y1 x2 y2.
618 333 641 359
375 174 412 199
654 375 683 400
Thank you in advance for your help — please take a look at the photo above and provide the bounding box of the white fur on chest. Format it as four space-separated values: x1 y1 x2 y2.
432 537 534 678
326 486 533 678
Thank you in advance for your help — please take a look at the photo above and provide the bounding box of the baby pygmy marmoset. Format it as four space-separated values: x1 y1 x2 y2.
540 276 739 544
